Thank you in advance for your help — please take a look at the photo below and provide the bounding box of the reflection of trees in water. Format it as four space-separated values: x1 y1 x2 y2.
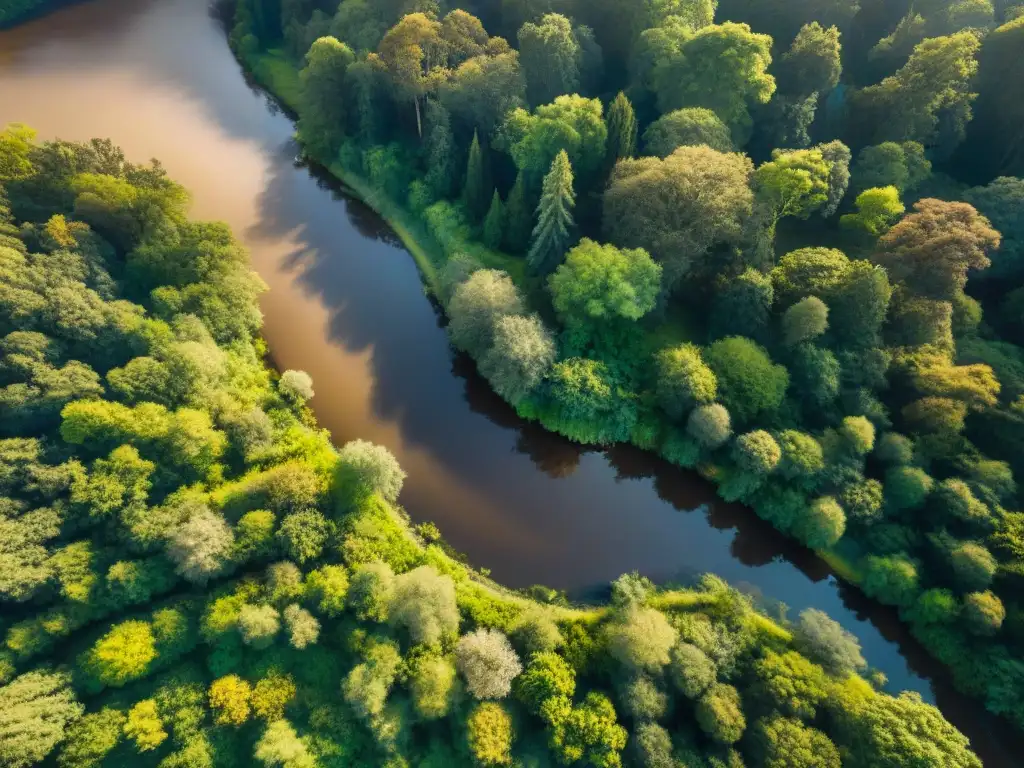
303 161 406 247
515 424 586 479
606 444 654 482
453 351 586 479
240 70 284 118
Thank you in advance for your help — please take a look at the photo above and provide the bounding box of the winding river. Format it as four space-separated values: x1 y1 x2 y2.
0 0 1017 761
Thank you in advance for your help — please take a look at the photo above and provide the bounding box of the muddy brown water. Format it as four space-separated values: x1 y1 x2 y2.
0 0 1017 761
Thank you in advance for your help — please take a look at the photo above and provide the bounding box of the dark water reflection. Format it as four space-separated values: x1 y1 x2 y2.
0 0 1018 761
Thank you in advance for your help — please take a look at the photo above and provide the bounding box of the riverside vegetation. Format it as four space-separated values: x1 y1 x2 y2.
225 0 1024 734
0 128 988 767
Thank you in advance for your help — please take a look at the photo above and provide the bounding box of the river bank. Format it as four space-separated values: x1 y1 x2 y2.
241 44 873 599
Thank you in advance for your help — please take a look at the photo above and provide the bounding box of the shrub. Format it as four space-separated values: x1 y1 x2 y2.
909 588 959 626
544 357 639 444
437 252 482 305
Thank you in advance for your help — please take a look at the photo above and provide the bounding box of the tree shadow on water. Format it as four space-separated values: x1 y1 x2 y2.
246 145 459 443
453 351 588 479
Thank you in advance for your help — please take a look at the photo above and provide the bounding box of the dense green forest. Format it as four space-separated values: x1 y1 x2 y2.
224 0 1024 733
0 127 987 767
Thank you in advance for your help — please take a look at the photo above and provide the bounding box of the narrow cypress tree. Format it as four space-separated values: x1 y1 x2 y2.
503 171 533 254
349 59 381 145
605 92 638 170
424 101 456 199
483 191 505 249
527 150 576 275
463 130 491 222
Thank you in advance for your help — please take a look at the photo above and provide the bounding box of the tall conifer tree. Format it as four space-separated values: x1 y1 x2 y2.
605 91 638 170
463 130 491 222
527 150 576 275
483 191 505 249
424 101 457 199
503 171 533 254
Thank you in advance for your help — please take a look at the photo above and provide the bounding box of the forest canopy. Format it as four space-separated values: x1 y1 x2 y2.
0 126 986 767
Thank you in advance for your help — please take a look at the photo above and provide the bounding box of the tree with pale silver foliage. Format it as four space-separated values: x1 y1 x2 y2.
388 565 460 646
604 607 678 674
283 604 320 649
166 506 234 584
448 269 525 356
793 608 865 676
456 629 523 700
278 370 314 403
480 314 557 405
335 439 406 505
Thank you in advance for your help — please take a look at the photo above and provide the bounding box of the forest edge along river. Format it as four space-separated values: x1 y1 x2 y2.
0 0 1017 762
